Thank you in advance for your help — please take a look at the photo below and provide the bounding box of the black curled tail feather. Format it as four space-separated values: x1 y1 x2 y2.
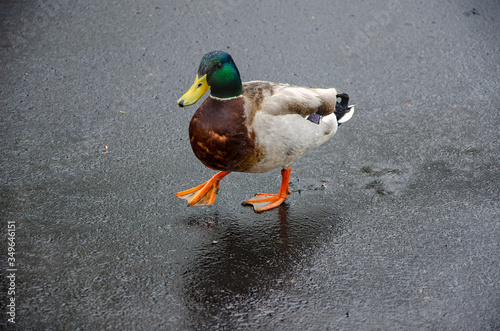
334 93 354 125
334 93 350 121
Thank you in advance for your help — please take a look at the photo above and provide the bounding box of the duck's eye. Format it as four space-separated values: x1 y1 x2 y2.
216 62 223 69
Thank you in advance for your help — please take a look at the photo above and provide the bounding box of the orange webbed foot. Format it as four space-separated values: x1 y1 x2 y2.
176 171 231 207
242 168 291 213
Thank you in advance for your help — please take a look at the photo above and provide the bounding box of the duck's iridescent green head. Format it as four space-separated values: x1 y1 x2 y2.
177 51 243 107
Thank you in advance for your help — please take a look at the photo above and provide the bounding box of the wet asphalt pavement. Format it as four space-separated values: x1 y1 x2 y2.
1 0 500 329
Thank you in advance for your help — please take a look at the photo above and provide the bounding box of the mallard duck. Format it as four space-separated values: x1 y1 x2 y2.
176 51 354 212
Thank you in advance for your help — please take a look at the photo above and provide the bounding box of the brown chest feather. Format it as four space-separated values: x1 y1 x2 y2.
189 97 263 172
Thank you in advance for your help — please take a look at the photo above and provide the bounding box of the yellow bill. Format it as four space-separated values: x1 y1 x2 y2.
177 74 210 107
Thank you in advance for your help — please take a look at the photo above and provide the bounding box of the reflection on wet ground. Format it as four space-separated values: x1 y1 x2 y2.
180 205 345 328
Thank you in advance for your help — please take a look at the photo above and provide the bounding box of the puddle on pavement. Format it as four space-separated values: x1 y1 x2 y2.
177 204 346 328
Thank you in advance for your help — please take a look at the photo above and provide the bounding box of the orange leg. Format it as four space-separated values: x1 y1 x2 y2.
243 168 291 212
176 171 231 207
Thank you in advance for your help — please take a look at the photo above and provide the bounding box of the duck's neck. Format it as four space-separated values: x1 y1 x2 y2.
209 94 244 101
209 79 243 99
